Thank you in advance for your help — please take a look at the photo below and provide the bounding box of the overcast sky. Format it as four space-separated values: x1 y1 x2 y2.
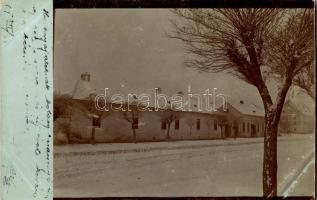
54 9 314 111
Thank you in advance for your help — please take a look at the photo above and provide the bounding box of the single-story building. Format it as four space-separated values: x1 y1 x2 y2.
53 72 268 144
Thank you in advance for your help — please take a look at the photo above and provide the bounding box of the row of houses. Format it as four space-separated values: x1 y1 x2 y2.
54 98 266 144
53 72 314 144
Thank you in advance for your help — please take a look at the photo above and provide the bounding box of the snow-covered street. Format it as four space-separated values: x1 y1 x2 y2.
54 134 314 197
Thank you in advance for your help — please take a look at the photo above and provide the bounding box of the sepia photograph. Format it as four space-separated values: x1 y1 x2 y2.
53 8 315 198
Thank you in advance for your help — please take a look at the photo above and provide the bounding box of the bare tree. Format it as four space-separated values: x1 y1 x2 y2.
170 8 314 197
54 93 78 143
293 63 315 99
205 120 212 139
122 99 142 143
53 93 72 121
266 9 315 100
161 106 181 141
217 115 228 139
88 102 111 144
186 118 195 136
54 121 71 145
233 119 239 138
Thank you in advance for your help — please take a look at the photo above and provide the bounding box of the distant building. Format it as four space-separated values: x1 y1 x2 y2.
279 100 314 134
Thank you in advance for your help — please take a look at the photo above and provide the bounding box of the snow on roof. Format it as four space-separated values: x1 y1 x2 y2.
227 97 265 117
72 79 96 100
68 82 267 117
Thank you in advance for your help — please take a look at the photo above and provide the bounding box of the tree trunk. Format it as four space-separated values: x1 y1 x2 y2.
90 127 95 144
132 128 137 143
234 126 237 139
263 110 280 197
260 78 291 197
255 74 292 197
166 124 171 141
66 132 71 144
207 126 210 139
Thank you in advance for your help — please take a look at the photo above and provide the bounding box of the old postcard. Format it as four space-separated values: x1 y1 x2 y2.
0 1 315 200
53 7 315 198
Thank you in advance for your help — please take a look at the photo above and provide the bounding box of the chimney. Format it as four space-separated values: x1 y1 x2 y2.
81 72 91 82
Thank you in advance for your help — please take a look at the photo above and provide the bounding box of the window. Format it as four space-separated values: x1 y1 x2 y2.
243 122 245 132
196 119 200 130
161 120 167 130
175 119 179 130
247 122 250 132
132 118 139 129
214 120 217 130
93 115 101 128
257 124 259 132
